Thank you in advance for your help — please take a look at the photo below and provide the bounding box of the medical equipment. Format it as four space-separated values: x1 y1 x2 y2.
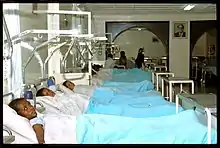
3 7 115 92
161 77 194 102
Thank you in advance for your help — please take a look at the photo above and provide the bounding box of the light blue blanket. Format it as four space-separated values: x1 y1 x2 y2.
111 68 152 82
102 80 154 92
92 89 165 105
86 100 183 118
87 87 182 118
77 110 217 144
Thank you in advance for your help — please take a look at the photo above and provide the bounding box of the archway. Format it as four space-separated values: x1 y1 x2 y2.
192 28 217 57
190 28 217 81
113 26 167 59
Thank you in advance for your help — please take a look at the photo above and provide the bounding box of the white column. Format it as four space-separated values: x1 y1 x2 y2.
92 18 106 61
3 3 22 97
47 3 60 76
169 21 190 78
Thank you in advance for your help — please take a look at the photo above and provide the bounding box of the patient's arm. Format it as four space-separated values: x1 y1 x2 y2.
57 84 74 95
32 124 45 144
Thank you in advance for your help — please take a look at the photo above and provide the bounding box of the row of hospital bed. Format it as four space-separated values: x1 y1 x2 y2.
3 66 217 144
3 8 216 144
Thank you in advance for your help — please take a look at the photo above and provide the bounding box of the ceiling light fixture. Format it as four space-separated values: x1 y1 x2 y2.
184 4 195 11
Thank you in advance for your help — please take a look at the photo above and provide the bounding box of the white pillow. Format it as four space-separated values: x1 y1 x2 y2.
3 104 38 143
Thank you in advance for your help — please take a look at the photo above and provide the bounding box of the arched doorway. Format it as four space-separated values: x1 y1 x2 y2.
190 20 216 81
113 26 167 59
192 28 217 57
191 28 217 83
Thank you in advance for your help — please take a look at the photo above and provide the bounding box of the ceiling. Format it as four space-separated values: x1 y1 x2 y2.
78 3 216 15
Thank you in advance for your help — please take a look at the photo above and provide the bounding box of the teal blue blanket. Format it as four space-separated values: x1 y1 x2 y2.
86 101 183 118
110 68 152 82
92 89 165 105
102 80 154 92
87 87 182 118
77 110 217 144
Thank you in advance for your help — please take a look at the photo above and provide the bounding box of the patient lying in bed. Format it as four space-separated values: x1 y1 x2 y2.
9 98 45 144
36 87 89 115
7 99 217 144
62 80 96 97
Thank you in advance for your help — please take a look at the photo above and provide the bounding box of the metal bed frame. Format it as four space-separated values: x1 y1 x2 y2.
3 126 15 144
175 94 215 144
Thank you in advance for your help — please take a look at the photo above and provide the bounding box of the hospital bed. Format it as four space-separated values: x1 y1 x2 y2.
3 66 217 144
3 100 216 144
5 9 217 143
8 69 172 119
176 92 217 116
30 70 185 119
175 93 217 143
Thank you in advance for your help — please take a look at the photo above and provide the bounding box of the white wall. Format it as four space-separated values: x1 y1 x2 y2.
92 13 216 34
114 29 166 58
169 21 190 78
92 13 216 78
19 3 48 83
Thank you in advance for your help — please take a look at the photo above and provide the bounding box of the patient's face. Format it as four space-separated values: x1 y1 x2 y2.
42 88 55 97
17 99 37 120
66 81 75 90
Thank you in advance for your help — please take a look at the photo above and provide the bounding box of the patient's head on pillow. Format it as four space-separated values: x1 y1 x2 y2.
63 80 75 90
36 88 55 97
8 98 37 120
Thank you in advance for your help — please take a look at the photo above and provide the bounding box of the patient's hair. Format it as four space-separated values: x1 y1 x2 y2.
8 98 24 114
36 88 45 97
63 80 69 88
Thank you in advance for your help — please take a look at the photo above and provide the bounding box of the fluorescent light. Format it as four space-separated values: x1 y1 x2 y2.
138 28 142 31
184 4 195 11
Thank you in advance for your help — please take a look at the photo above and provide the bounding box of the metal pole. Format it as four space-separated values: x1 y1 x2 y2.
43 42 67 78
22 39 55 84
3 15 14 58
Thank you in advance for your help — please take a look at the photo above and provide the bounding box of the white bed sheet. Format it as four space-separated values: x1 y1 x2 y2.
74 85 96 97
37 93 89 116
8 114 78 144
43 114 77 144
92 69 113 86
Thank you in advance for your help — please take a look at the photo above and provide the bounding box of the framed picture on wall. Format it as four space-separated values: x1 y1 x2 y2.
173 21 188 39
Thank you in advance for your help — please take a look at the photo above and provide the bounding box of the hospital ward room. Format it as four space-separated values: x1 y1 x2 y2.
3 3 217 144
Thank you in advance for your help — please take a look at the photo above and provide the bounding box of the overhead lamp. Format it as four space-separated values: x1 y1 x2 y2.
184 4 195 11
138 28 142 31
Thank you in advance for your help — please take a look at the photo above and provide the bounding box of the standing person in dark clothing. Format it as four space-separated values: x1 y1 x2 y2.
135 48 145 69
119 51 127 68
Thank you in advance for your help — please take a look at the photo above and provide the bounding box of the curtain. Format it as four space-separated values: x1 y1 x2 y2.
3 3 23 98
